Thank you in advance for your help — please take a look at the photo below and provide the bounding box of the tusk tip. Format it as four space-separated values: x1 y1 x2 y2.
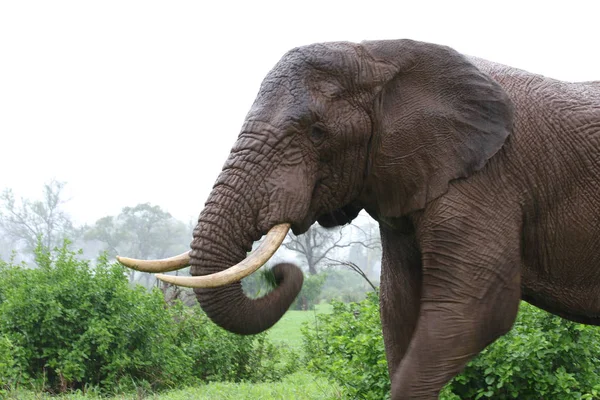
156 273 175 284
116 255 135 268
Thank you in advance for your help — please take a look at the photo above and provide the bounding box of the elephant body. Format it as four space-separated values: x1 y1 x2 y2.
377 58 600 396
478 60 600 323
122 40 600 399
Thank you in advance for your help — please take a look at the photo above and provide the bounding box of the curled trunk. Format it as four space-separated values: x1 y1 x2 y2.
190 184 303 335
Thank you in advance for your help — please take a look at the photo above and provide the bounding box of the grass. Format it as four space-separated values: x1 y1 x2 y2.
4 372 341 400
149 371 340 400
267 303 333 352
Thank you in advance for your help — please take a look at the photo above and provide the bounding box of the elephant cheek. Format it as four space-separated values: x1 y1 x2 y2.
262 159 314 224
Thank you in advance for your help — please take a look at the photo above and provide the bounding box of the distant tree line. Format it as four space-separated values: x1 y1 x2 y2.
0 180 191 288
0 180 383 302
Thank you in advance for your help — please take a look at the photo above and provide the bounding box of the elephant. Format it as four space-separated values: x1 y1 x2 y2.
117 39 600 399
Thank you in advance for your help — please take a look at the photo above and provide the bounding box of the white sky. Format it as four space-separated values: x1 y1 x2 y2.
1 1 598 226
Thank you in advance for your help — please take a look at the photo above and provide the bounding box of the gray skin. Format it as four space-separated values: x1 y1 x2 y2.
189 40 600 399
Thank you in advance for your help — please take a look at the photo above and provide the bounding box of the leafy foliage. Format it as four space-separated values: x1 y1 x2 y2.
448 303 600 399
169 300 300 384
303 292 389 399
0 242 297 394
0 334 18 395
242 267 327 311
302 293 600 400
244 267 372 312
242 268 278 299
291 273 327 310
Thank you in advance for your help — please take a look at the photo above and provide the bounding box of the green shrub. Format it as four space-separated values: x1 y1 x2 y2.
0 242 297 394
302 292 388 399
302 293 600 400
448 303 600 399
292 273 326 310
169 300 299 384
0 334 18 394
0 243 194 392
244 269 326 311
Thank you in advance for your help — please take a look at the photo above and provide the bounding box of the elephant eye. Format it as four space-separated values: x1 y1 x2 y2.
310 126 326 143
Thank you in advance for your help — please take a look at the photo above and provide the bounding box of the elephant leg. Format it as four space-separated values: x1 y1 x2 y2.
391 207 521 399
379 224 422 382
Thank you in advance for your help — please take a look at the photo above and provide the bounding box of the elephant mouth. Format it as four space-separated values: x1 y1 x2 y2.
317 202 363 228
290 202 363 235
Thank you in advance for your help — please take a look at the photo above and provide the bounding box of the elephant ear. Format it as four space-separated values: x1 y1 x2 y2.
362 39 513 217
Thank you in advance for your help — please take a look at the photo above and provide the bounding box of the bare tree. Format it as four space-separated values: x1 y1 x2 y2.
84 203 190 284
345 217 382 279
282 223 380 275
325 260 378 292
0 180 74 254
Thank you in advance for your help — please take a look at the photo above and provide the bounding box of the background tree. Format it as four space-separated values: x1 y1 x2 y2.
84 203 191 285
118 203 188 260
0 180 74 255
0 235 16 261
343 217 382 280
83 216 124 257
282 220 381 275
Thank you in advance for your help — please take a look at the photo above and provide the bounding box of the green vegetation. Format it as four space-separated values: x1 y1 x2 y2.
268 303 332 351
0 243 296 395
4 231 600 399
303 292 389 400
449 303 600 399
303 293 600 400
3 372 340 399
146 371 340 400
291 273 327 310
244 267 374 312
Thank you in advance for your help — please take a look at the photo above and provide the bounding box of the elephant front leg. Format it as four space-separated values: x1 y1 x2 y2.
379 224 422 382
391 206 521 399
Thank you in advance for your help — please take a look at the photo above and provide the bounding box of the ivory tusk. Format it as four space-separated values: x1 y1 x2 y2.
156 223 290 288
116 251 191 273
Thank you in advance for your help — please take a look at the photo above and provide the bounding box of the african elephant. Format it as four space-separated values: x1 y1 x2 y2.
118 39 600 399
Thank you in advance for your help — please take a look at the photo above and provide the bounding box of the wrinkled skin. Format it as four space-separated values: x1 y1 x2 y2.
190 40 600 399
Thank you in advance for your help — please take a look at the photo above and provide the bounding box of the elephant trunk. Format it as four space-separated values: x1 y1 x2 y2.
188 175 303 335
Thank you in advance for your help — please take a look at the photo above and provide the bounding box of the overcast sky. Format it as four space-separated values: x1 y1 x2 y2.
1 1 598 226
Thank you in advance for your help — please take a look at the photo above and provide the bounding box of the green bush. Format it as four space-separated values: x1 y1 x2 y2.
169 300 299 384
0 242 297 394
291 273 326 310
243 269 326 311
302 293 600 400
0 244 192 392
0 334 18 394
302 292 389 399
448 303 600 399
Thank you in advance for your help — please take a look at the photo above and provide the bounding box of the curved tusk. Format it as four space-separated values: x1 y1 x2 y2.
116 251 191 273
156 223 290 288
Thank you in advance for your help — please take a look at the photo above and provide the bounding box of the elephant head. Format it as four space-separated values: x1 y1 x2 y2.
118 39 512 335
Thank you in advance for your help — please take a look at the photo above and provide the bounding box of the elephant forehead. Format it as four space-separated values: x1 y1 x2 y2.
247 77 314 128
